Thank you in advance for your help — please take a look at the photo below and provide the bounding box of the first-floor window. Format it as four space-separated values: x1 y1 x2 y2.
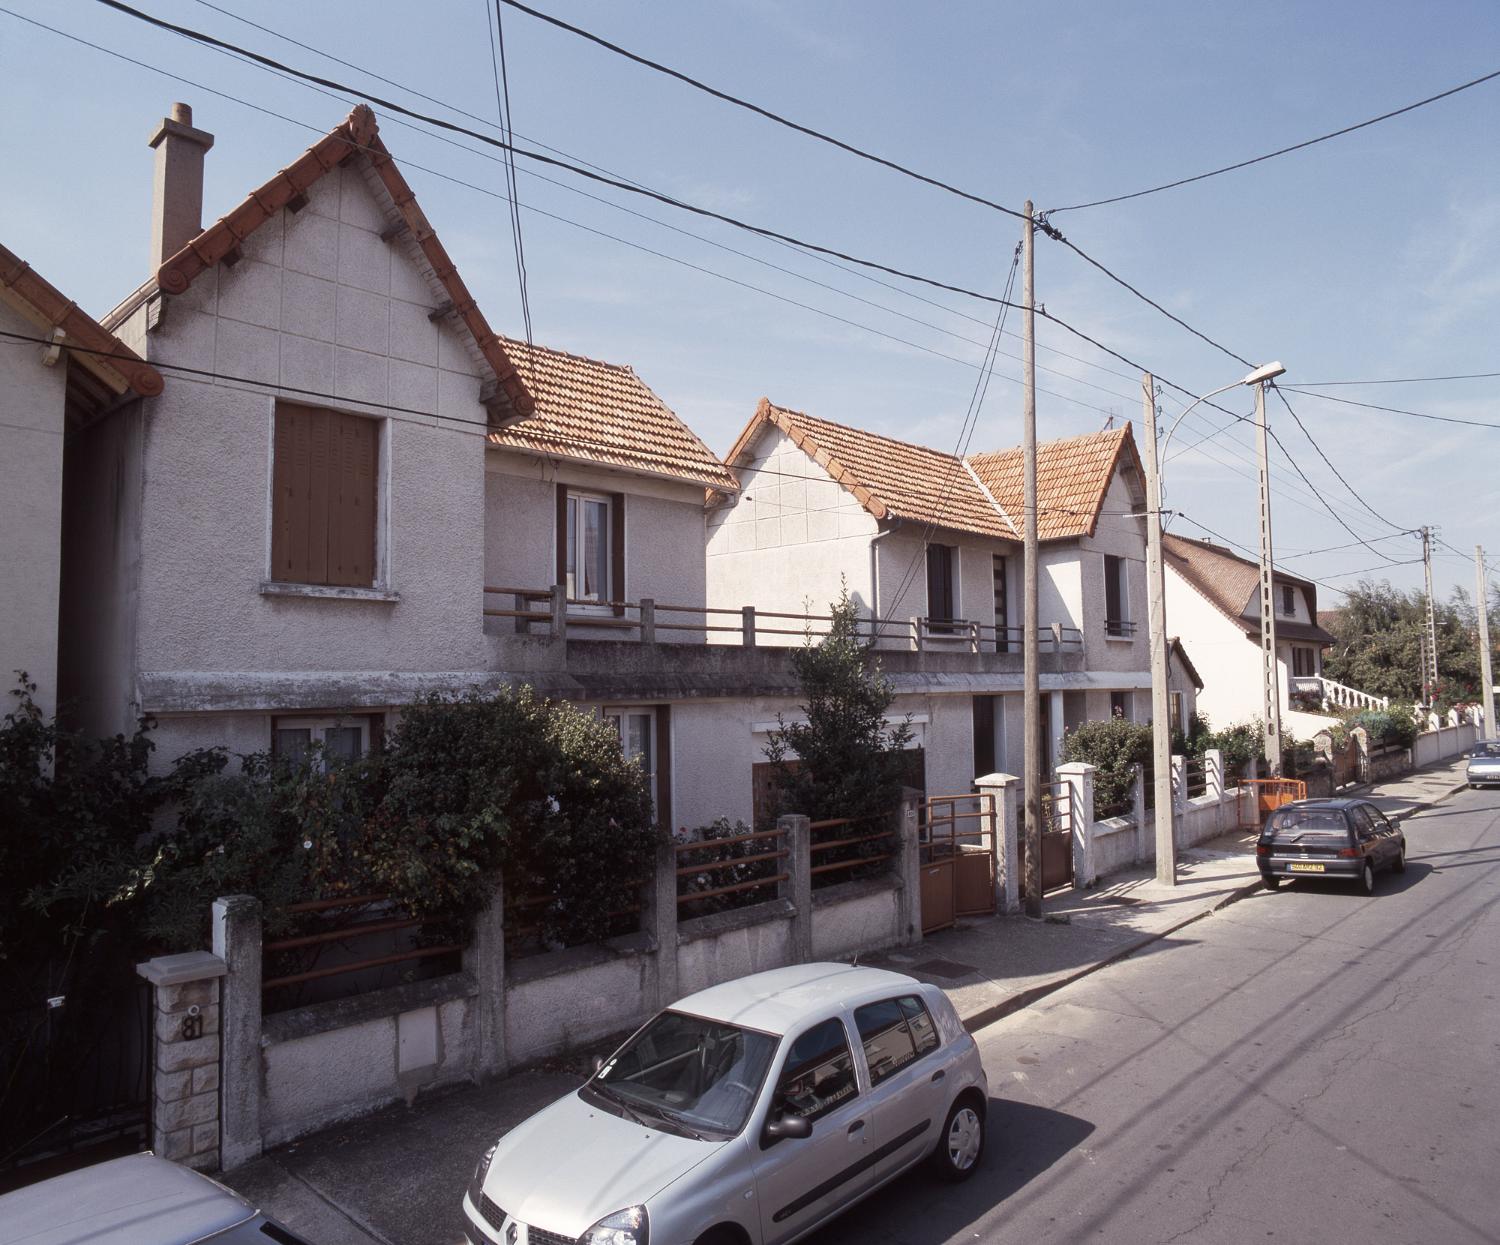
1292 646 1317 677
1170 691 1186 734
1110 690 1130 720
605 705 669 825
272 715 372 765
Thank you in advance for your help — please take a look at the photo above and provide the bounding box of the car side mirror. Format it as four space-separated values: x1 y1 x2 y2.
764 1112 813 1141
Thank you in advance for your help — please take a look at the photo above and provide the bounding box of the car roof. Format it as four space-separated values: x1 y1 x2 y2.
1278 798 1365 810
0 1153 255 1245
671 962 922 1035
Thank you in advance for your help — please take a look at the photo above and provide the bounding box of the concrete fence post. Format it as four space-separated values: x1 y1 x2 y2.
1056 761 1097 889
650 834 680 1007
136 950 227 1171
639 597 656 645
741 605 757 648
463 884 507 1080
975 772 1020 914
1131 762 1148 865
211 895 262 1170
896 788 922 945
550 584 568 642
779 814 812 962
1170 754 1188 848
1205 748 1225 833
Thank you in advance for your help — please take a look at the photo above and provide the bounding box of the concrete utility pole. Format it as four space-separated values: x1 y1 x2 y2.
1421 526 1439 705
1140 373 1176 884
1022 201 1042 918
1255 380 1283 776
1477 545 1495 736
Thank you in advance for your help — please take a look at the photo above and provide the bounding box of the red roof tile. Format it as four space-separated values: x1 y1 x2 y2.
967 426 1143 541
1163 532 1336 645
0 242 163 403
487 339 738 491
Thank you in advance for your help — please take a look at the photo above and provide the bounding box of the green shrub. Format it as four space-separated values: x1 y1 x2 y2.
1061 718 1152 816
1206 720 1266 773
1347 703 1419 749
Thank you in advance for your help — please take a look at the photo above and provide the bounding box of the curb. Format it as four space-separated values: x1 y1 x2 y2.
959 770 1471 1036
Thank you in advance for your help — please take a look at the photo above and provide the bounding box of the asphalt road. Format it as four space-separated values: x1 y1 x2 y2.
815 784 1500 1245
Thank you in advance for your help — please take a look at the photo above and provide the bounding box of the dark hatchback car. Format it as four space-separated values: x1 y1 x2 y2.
1257 798 1406 895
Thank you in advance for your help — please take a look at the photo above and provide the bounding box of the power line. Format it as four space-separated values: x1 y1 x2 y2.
1296 370 1500 386
1263 424 1406 566
486 0 533 345
494 0 1027 222
1270 385 1416 536
1049 65 1500 214
1279 386 1500 430
1278 533 1415 562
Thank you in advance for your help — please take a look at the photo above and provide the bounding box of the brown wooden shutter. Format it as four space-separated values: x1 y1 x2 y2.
610 492 626 616
271 402 377 588
655 704 672 831
555 483 568 592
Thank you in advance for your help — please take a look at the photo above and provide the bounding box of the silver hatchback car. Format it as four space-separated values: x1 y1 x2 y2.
462 963 988 1245
1466 740 1500 787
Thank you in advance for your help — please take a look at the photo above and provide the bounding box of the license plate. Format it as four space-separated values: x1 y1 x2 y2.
1289 862 1325 873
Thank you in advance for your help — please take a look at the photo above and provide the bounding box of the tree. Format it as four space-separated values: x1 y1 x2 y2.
764 586 914 824
1322 580 1497 711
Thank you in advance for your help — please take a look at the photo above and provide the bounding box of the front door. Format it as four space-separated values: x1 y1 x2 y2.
752 1017 874 1245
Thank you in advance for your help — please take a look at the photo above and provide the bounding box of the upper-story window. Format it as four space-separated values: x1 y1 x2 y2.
1104 554 1132 637
925 543 958 634
992 554 1010 653
1281 585 1296 616
1292 646 1317 677
557 486 624 613
270 402 379 587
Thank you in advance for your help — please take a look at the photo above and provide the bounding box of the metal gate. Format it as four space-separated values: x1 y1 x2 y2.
1019 781 1073 897
1237 778 1307 830
0 947 153 1180
919 793 997 935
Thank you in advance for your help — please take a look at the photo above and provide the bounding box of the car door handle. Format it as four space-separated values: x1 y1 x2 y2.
930 1069 946 1084
848 1119 865 1136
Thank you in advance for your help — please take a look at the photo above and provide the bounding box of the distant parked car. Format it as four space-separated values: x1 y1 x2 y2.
1465 740 1500 787
1257 798 1406 895
462 963 989 1245
0 1152 311 1244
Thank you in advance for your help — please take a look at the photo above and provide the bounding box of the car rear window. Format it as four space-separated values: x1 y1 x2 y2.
1473 742 1500 757
1265 808 1348 841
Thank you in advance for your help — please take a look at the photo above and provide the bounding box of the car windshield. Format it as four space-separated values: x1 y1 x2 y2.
590 1011 777 1139
1266 808 1348 842
1472 742 1500 757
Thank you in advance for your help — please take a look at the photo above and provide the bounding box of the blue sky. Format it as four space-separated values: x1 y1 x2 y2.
3 0 1497 607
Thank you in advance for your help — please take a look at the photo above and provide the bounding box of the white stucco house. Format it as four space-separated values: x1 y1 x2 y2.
0 244 164 723
1162 531 1361 737
702 399 1202 800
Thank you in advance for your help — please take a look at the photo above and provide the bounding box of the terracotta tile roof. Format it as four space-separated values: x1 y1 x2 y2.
487 338 738 491
721 401 1141 543
966 426 1143 541
0 242 164 412
151 105 533 421
723 399 1012 538
1163 532 1336 645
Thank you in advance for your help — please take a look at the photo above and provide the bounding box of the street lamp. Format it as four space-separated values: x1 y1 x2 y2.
1141 360 1286 886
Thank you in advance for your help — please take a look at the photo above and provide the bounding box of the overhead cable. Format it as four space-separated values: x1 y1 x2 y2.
1279 386 1500 430
1049 65 1500 214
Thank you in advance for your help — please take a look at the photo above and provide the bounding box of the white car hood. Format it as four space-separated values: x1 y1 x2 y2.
482 1090 723 1237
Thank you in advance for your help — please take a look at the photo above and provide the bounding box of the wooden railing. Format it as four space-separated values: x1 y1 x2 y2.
484 583 1084 653
808 811 899 887
676 825 789 917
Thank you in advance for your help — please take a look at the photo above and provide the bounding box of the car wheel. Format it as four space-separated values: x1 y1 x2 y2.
1262 874 1281 891
1393 848 1406 874
1357 860 1375 895
930 1096 985 1183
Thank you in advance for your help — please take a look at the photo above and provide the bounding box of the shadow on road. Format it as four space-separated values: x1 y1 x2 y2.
812 1098 1094 1245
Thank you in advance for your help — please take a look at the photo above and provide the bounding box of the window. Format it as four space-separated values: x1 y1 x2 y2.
557 486 625 614
1281 585 1296 616
1292 646 1316 677
1169 691 1186 734
272 716 372 765
1111 690 1130 720
1104 554 1131 637
271 402 379 587
992 554 1009 652
925 543 958 633
773 1018 857 1123
854 995 940 1087
605 706 670 827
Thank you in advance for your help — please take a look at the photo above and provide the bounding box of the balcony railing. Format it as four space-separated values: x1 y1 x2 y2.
483 585 1084 653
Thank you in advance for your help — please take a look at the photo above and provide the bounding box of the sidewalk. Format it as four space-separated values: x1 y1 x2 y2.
223 755 1471 1245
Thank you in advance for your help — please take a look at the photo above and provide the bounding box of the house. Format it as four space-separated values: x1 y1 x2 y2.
1161 531 1373 736
703 399 1202 799
62 100 734 818
0 244 163 721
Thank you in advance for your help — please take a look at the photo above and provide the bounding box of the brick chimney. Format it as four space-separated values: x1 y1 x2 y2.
147 103 214 272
